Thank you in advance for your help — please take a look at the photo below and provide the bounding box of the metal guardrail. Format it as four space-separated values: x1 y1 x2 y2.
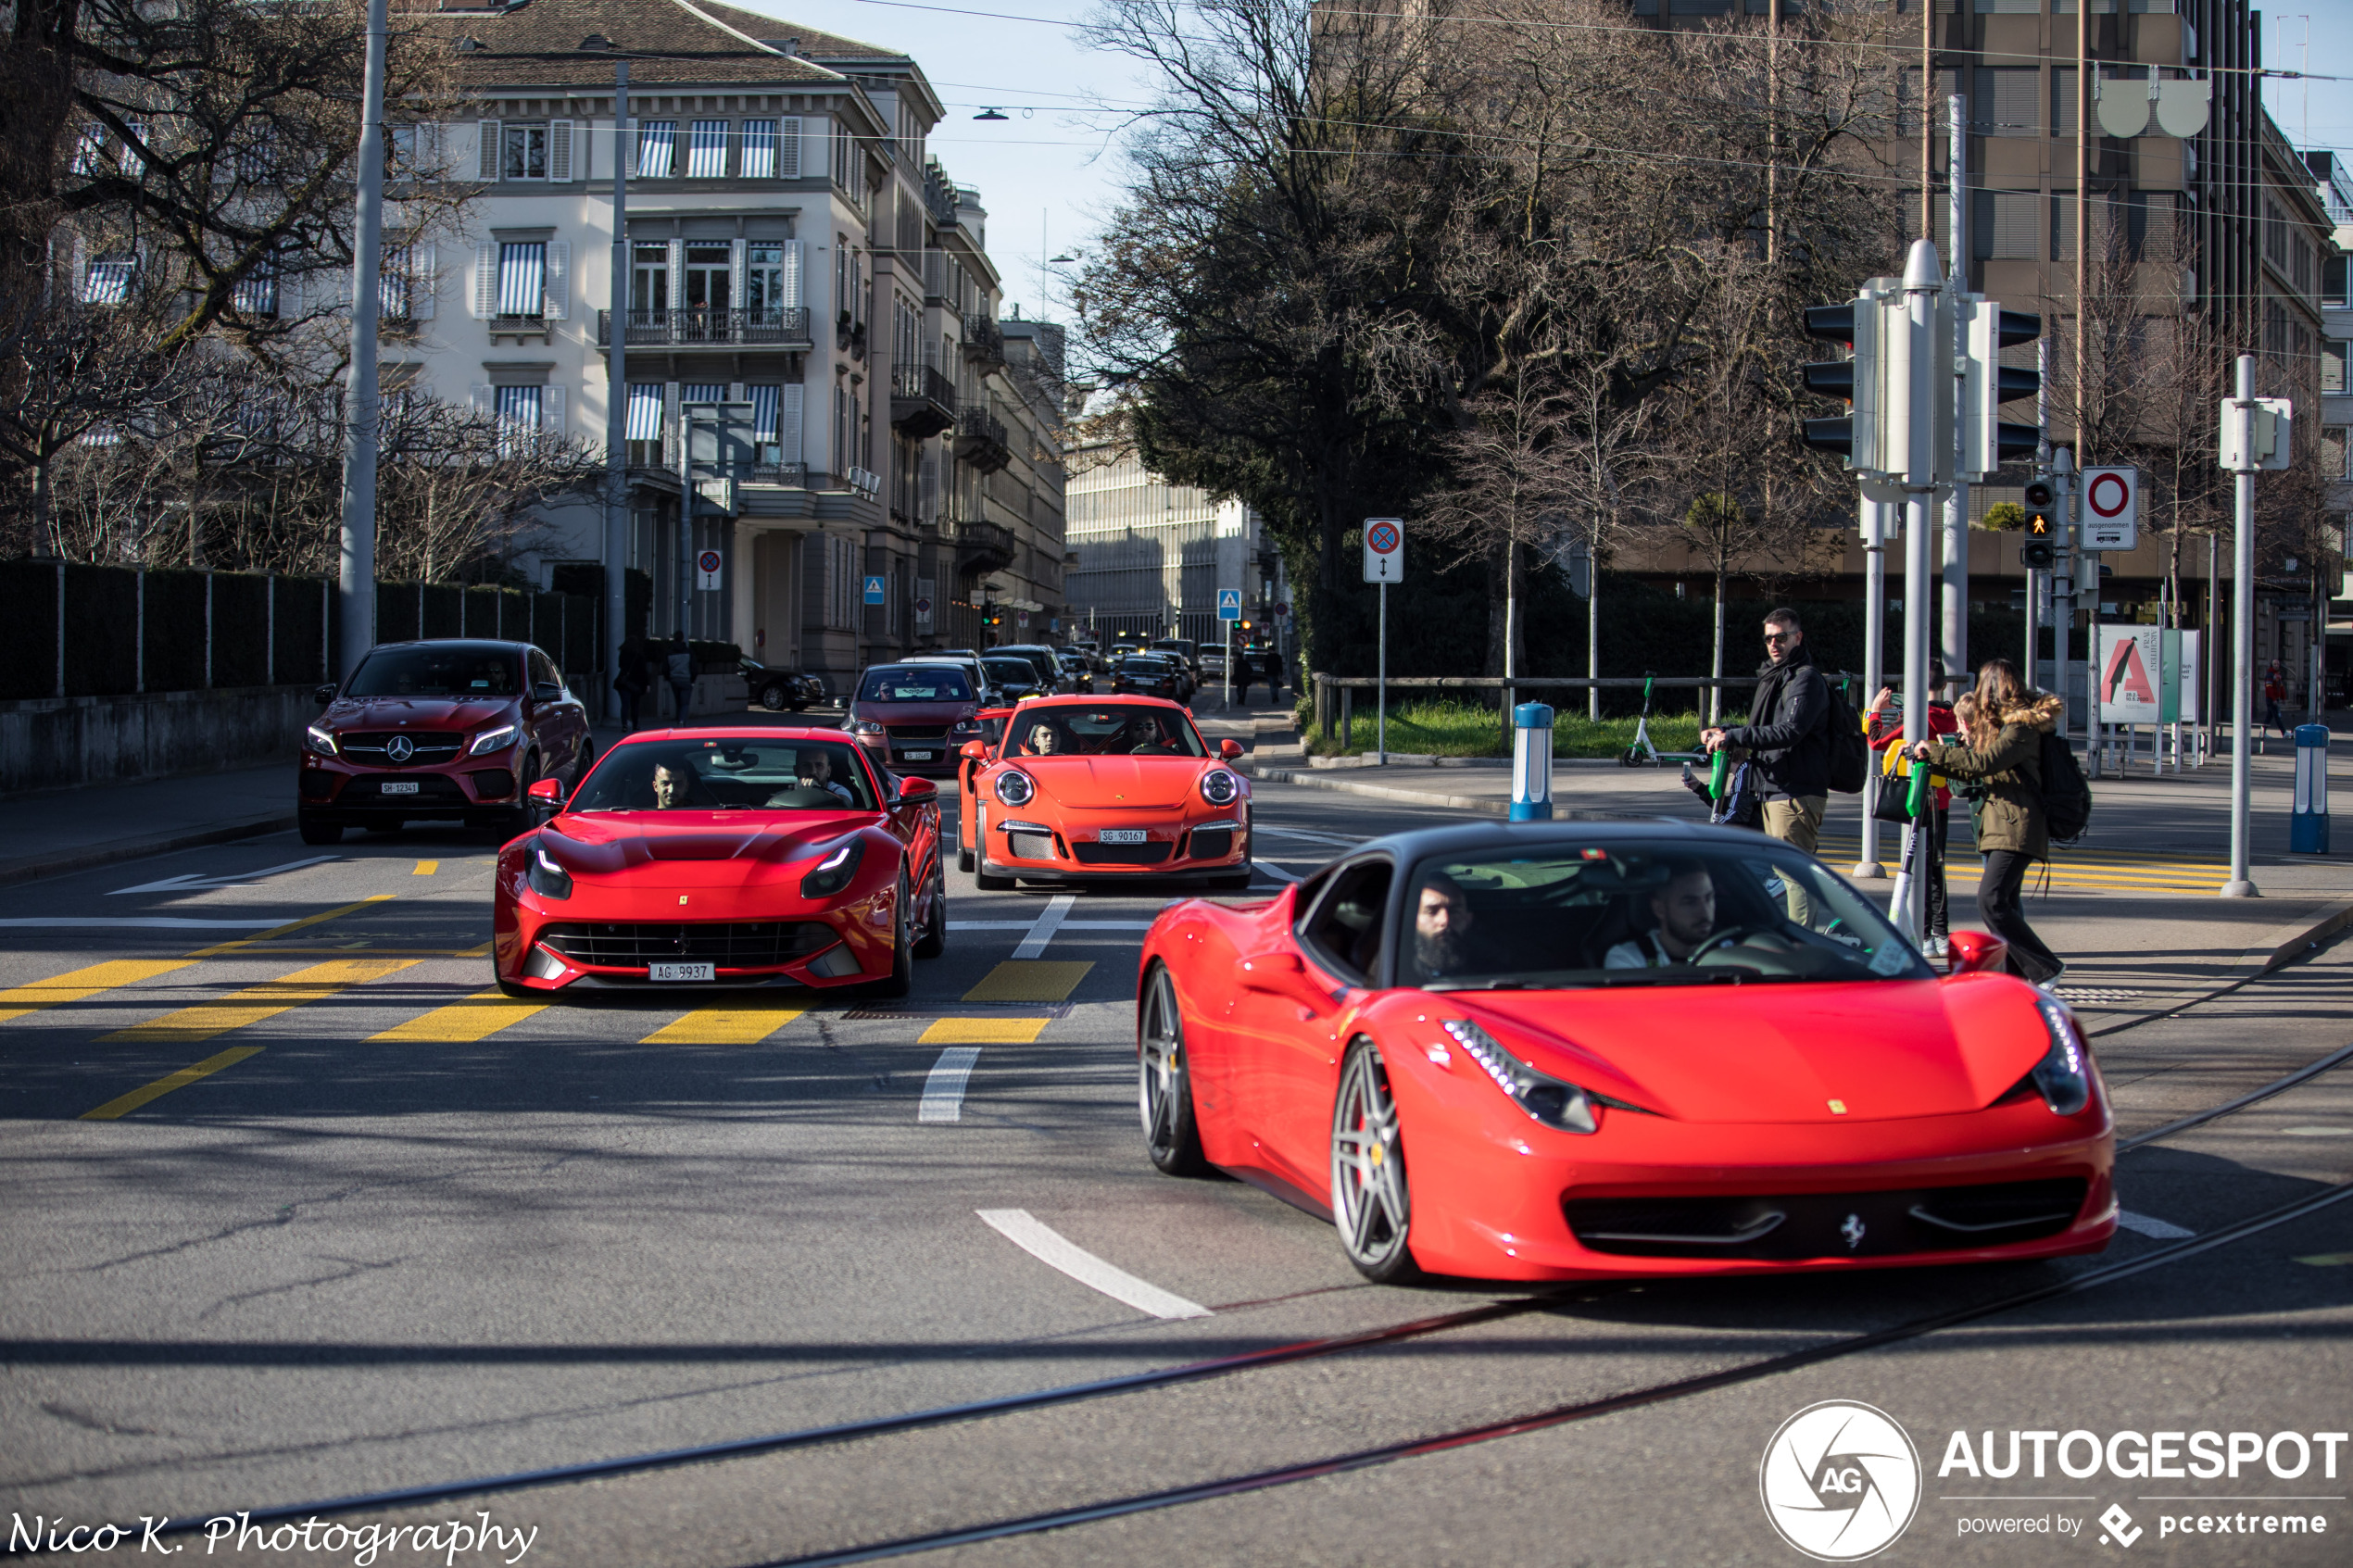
1308 671 1867 744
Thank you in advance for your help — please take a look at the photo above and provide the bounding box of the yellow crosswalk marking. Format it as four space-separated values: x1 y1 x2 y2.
963 961 1093 1003
98 958 420 1045
190 895 395 958
920 1017 1049 1045
413 860 439 875
371 990 545 1043
0 960 194 1024
2294 1253 2353 1267
641 1009 803 1046
80 1046 264 1121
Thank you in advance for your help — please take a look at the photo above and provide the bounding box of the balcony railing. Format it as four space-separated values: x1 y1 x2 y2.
890 362 958 437
956 403 1010 472
962 314 1004 367
948 517 1016 577
597 307 813 347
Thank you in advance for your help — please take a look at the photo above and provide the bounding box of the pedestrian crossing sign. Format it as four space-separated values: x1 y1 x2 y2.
1217 590 1242 621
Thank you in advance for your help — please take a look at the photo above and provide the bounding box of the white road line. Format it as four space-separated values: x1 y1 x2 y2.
1252 860 1302 883
919 1047 982 1123
2280 1126 2353 1137
1013 895 1076 960
0 917 291 930
2117 1210 2196 1239
947 922 1035 931
109 856 340 897
1251 826 1365 847
976 1209 1211 1320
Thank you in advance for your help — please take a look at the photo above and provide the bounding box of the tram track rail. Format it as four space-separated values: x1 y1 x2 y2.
39 969 2352 1563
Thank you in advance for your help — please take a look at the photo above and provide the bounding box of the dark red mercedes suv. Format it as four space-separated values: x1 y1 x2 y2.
300 639 593 843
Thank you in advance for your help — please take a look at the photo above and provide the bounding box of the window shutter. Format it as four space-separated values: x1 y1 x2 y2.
728 381 746 404
802 117 825 182
471 383 495 412
543 239 569 319
541 386 565 435
782 240 803 307
663 381 680 460
778 383 803 462
473 241 498 318
477 119 500 180
548 119 573 182
414 243 436 320
772 119 794 178
667 237 683 309
423 122 445 178
730 237 746 309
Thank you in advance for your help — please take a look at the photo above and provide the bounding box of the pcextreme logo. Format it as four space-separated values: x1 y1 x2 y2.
1761 1400 1924 1561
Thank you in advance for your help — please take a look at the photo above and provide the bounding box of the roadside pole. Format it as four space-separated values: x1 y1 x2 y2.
1899 238 1940 943
1378 582 1388 763
1941 93 1969 696
2222 355 2261 897
604 60 630 720
2052 446 2075 739
1363 521 1404 765
333 0 389 682
1856 496 1887 879
1224 617 1232 709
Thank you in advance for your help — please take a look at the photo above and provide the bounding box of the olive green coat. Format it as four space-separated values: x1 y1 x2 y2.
1920 692 2064 861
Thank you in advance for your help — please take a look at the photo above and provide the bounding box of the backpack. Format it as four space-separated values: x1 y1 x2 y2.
1823 676 1869 795
2037 730 2093 844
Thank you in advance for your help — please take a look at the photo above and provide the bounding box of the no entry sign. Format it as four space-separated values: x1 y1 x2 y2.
2081 467 2138 552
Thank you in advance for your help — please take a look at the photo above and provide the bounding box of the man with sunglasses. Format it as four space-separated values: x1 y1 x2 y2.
1700 608 1831 868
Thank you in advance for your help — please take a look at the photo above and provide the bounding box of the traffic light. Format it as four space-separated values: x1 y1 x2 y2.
1962 303 2043 479
1798 295 1882 470
2020 475 2057 570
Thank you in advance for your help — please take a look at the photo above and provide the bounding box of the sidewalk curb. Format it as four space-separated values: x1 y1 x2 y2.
0 811 298 888
1242 762 1516 816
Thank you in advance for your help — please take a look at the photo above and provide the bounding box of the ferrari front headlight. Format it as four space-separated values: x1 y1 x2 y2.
800 835 867 898
2028 996 2093 1116
525 843 573 900
1442 1018 1598 1134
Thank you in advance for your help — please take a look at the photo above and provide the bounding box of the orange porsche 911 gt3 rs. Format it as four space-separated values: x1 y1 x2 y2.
959 697 1254 890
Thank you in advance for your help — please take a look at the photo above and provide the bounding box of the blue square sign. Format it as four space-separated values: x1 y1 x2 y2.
863 575 886 605
1216 589 1242 621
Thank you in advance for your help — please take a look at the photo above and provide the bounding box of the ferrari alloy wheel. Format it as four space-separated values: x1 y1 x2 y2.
1139 966 1210 1176
912 857 947 959
1331 1039 1419 1282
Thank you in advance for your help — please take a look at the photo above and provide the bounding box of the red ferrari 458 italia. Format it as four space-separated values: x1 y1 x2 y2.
960 696 1253 890
492 727 944 998
1135 822 2115 1282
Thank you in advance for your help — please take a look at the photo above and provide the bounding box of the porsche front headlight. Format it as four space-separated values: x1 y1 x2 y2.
994 770 1035 807
1201 768 1240 806
1442 1018 1598 1134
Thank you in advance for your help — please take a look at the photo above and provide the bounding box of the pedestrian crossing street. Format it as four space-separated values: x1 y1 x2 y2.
10 948 1099 1123
1814 834 2230 895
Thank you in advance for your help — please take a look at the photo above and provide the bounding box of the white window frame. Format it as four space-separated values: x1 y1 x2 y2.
502 123 549 182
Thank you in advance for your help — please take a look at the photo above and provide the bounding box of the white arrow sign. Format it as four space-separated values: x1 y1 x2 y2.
110 856 340 897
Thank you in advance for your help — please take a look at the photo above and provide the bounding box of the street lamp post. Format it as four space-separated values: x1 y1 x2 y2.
604 60 630 720
334 0 389 681
2223 355 2260 898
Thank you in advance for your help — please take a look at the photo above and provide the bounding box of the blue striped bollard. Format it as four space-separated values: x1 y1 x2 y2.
1510 702 1554 821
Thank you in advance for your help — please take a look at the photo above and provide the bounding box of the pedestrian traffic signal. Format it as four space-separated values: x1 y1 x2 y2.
1962 303 2043 479
1798 297 1883 470
2020 475 2057 570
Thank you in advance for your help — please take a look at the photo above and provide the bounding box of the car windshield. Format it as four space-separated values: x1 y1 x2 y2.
347 646 520 697
1010 705 1204 758
1119 657 1170 673
1403 841 1930 990
984 659 1038 685
571 738 877 812
860 668 973 703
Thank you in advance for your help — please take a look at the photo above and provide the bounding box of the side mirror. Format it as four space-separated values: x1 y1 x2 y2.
959 740 989 760
1219 739 1244 760
526 777 566 806
896 775 937 803
530 681 564 704
314 684 339 707
1944 931 2007 975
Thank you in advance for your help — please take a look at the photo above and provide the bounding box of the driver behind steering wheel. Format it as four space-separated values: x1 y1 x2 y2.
1604 860 1718 968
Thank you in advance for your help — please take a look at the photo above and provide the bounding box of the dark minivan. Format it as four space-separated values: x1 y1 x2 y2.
300 640 593 843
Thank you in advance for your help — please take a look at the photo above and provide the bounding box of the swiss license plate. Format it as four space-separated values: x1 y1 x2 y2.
649 962 715 982
380 780 420 795
1097 829 1149 845
901 750 933 760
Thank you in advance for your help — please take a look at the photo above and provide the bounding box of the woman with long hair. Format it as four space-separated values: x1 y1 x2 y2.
1910 658 2066 985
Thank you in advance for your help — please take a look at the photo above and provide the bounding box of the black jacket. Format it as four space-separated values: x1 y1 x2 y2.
1723 644 1831 799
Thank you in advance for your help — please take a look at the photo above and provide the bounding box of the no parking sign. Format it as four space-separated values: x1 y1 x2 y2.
696 549 724 590
2082 468 2138 552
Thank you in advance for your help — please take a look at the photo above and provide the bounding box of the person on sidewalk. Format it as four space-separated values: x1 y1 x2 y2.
1868 660 1958 959
1700 608 1831 855
2263 660 2290 737
612 637 649 731
1256 648 1283 707
1910 658 2066 987
664 635 696 725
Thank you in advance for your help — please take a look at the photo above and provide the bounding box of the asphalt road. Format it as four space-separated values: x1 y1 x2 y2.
0 779 2346 1566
